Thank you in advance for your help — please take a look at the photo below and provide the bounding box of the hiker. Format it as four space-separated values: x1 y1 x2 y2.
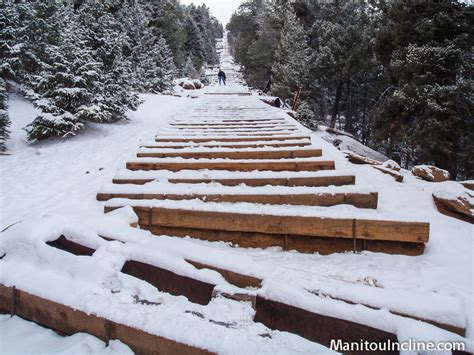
218 69 226 85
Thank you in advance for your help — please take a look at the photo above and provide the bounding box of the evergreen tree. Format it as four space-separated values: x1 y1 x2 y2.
374 1 473 178
183 55 199 79
2 0 222 141
148 35 176 92
0 78 10 151
25 8 99 140
271 6 311 100
77 1 139 122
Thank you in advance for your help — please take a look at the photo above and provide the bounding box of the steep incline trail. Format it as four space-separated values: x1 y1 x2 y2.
1 35 472 354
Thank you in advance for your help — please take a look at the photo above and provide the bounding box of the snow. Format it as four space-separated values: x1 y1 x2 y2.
98 180 373 196
322 127 389 162
112 168 353 180
1 35 473 354
0 315 133 354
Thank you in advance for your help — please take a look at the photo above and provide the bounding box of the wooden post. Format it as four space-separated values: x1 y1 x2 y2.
291 87 302 111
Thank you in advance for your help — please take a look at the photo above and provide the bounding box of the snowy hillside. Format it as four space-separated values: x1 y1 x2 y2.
1 35 473 354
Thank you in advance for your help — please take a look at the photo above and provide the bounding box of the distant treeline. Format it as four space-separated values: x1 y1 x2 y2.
0 0 223 146
227 0 473 179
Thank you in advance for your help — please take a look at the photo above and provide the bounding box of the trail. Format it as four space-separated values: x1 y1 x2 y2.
0 34 472 353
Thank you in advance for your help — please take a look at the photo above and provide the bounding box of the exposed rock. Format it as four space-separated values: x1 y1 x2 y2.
433 182 473 223
344 150 381 165
182 82 196 90
382 160 401 171
372 165 404 182
412 165 450 182
192 79 203 89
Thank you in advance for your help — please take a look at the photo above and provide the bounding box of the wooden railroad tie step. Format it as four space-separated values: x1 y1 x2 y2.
154 136 310 143
136 148 322 160
112 174 356 187
141 141 312 149
104 204 429 255
126 159 335 172
97 191 378 209
46 235 465 337
0 284 212 354
169 123 295 128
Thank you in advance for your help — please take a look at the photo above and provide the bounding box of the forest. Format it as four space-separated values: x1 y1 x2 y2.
0 0 223 144
227 0 473 179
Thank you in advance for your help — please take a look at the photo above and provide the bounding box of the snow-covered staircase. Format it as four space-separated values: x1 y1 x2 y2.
99 92 429 256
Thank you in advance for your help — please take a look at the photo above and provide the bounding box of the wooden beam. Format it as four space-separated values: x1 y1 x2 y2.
254 296 398 355
112 175 356 187
126 160 335 172
185 259 262 289
141 141 312 149
141 226 425 256
0 284 213 355
104 206 428 245
121 260 215 306
97 191 378 209
154 135 310 143
136 148 322 160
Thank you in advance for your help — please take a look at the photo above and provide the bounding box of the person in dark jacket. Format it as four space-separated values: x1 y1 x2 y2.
218 69 226 85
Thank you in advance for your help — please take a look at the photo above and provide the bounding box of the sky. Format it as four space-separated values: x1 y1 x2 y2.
181 0 243 26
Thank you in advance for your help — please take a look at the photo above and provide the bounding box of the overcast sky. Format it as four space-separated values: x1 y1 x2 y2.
181 0 243 26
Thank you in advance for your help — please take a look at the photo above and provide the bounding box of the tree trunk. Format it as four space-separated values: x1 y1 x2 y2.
330 81 343 129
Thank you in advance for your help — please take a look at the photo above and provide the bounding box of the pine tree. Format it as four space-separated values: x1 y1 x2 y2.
25 8 98 140
184 13 206 70
374 1 473 178
77 1 139 123
183 56 198 79
271 6 311 100
148 35 176 92
0 78 10 151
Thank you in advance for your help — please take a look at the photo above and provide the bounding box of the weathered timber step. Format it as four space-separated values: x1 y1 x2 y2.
171 125 297 130
46 237 467 337
204 92 251 96
0 284 213 355
154 135 312 143
169 123 295 128
136 148 322 160
112 173 356 187
126 159 335 172
168 130 299 135
172 118 286 124
185 259 262 289
97 191 378 209
121 259 215 305
254 296 398 355
141 140 312 149
45 236 216 305
104 202 429 255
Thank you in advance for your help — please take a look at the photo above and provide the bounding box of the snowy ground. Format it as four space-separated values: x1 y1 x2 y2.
1 36 473 354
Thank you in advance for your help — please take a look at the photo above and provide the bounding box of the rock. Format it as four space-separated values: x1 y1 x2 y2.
192 79 203 89
372 165 404 182
382 160 401 171
412 165 450 182
343 150 381 165
182 82 196 90
433 182 473 223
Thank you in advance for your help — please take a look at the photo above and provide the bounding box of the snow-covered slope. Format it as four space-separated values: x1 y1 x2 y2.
1 34 472 353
